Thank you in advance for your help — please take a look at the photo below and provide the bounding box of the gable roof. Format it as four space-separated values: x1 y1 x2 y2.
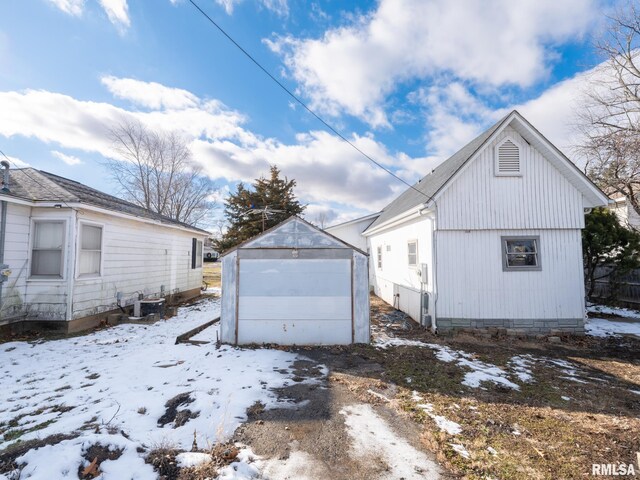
221 215 368 256
325 211 381 231
366 110 609 233
1 168 209 234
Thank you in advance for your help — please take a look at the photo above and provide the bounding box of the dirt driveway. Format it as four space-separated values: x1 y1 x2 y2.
235 353 446 480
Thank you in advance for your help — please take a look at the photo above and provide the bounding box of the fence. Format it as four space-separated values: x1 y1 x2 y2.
589 265 640 309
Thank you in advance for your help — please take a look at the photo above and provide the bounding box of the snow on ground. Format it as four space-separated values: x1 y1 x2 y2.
189 322 220 342
586 304 640 319
340 404 441 480
376 337 524 390
411 392 462 435
585 317 640 338
0 297 310 479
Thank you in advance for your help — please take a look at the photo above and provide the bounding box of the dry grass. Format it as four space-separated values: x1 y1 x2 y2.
348 295 640 479
203 262 221 289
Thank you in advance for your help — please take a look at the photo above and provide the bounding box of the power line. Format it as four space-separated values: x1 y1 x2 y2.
0 149 74 209
187 0 433 203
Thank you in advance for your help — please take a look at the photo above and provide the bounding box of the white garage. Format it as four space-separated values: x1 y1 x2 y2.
220 216 370 345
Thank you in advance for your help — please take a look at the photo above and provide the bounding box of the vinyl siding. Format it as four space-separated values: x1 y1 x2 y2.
71 210 204 319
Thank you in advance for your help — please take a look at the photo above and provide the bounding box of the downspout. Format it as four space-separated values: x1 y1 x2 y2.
0 160 11 320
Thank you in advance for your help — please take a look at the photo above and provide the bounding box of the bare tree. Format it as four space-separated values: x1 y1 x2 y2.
577 2 640 218
106 120 215 226
313 212 329 229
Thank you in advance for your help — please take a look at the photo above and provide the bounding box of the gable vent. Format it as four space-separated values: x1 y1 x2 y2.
497 140 520 175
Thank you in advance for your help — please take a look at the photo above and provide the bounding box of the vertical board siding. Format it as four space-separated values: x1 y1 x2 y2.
438 127 585 231
1 203 30 321
325 218 375 252
436 229 584 320
72 210 204 319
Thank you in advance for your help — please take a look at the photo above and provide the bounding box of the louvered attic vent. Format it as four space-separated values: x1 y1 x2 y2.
496 139 520 175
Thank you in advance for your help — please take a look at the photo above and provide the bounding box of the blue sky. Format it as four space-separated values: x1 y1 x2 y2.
0 0 613 226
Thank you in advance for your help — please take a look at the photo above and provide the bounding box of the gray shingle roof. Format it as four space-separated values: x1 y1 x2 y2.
2 168 209 234
366 113 510 231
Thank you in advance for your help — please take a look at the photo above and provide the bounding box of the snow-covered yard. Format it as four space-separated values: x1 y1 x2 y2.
0 297 312 479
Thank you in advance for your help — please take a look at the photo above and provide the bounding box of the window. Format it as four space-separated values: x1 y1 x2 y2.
377 246 382 269
502 237 540 271
78 224 102 277
31 221 65 278
407 240 418 266
386 245 391 252
496 138 521 175
192 238 203 269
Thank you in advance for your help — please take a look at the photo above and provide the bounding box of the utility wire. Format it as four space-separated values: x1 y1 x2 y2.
0 149 74 209
187 0 433 203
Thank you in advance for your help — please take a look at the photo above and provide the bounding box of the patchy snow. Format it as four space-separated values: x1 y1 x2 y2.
585 317 640 338
0 297 310 479
176 452 213 468
411 392 462 435
508 355 536 383
448 443 470 459
561 396 571 401
376 337 523 390
216 447 262 480
340 403 441 479
547 359 588 384
587 304 640 319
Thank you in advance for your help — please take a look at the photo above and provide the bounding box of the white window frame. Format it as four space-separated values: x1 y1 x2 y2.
76 221 104 279
494 136 523 177
29 219 67 281
501 236 541 271
377 245 382 269
407 239 418 267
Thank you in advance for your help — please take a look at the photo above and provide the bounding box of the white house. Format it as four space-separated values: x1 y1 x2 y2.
0 166 209 334
220 216 370 345
327 111 610 334
609 194 640 230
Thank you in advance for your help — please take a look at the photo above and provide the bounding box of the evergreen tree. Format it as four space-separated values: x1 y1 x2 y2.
583 208 640 300
214 166 305 252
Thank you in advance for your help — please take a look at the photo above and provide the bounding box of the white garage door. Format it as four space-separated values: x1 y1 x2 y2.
237 258 352 345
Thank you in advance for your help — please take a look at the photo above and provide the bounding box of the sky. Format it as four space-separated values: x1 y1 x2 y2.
0 0 617 228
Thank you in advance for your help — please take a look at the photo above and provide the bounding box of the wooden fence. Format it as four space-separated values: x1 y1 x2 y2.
589 265 640 309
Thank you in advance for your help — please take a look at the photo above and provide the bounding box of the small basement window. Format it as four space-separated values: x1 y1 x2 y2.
192 238 203 269
377 246 382 269
495 138 521 176
502 237 540 271
31 221 65 278
407 240 418 267
78 224 103 277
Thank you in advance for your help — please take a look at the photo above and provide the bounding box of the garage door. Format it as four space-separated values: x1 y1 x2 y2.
237 258 352 345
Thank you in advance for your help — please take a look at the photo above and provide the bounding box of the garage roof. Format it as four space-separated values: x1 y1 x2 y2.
222 216 368 256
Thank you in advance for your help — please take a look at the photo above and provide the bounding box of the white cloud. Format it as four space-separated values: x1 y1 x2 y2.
0 80 413 216
46 0 85 16
212 0 288 16
51 150 83 166
101 76 199 110
268 0 599 127
1 154 30 169
98 0 130 30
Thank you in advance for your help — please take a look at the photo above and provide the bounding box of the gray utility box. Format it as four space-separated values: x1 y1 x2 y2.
134 299 165 319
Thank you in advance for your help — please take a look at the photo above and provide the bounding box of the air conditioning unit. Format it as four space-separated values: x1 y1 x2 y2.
134 298 165 318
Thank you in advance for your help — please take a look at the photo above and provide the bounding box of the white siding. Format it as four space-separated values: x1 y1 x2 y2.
325 216 377 251
71 210 204 319
437 127 585 231
436 229 585 320
1 205 74 323
367 216 433 321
